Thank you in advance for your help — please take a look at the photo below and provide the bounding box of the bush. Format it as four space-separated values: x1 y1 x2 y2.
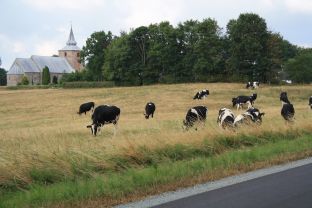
61 81 115 88
42 66 51 85
20 76 29 85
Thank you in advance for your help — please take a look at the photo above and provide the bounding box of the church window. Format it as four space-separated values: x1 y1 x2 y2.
65 52 67 56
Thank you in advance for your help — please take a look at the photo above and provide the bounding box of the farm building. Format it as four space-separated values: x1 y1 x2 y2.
7 26 82 86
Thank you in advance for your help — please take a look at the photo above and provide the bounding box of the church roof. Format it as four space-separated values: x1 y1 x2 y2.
7 56 75 75
59 26 81 51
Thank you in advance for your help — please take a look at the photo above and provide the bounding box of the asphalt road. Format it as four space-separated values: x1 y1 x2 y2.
154 163 312 208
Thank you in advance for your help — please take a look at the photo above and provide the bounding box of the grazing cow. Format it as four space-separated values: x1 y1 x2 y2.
87 105 120 136
217 108 235 129
78 102 95 115
193 89 210 100
232 93 257 110
144 102 156 119
234 107 265 127
246 82 260 89
309 96 312 109
183 106 208 130
280 92 295 122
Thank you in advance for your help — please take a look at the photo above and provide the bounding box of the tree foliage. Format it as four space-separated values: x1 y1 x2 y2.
20 76 29 85
42 66 50 85
0 68 7 86
285 51 312 83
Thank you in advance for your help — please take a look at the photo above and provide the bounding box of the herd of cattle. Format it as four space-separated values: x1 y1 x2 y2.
78 83 312 136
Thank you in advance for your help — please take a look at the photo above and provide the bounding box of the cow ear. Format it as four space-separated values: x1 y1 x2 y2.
260 113 265 116
87 125 92 128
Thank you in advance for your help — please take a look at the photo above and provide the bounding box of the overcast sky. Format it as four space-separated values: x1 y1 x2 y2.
1 0 312 70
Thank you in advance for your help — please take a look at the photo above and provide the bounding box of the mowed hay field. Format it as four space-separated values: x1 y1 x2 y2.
0 83 311 188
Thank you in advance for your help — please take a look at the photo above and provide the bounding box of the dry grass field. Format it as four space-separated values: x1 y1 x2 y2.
0 83 311 188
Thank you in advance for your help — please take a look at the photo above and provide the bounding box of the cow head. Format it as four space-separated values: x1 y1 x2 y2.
280 92 290 104
232 98 237 107
87 123 100 136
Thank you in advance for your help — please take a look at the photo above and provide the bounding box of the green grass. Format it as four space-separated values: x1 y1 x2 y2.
1 132 312 208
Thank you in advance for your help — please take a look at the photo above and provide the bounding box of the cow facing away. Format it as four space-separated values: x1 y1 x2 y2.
217 108 235 129
234 107 265 127
183 106 208 130
78 102 95 115
309 96 312 109
87 105 120 136
280 92 295 122
193 89 210 100
232 93 257 110
246 82 260 89
144 102 156 119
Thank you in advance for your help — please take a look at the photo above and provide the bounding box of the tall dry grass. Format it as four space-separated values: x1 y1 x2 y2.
0 83 311 187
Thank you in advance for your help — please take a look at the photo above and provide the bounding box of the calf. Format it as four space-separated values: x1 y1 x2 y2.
78 102 95 115
193 89 210 100
309 96 312 109
217 108 235 129
144 102 156 119
87 105 120 136
246 82 260 89
234 107 265 127
183 106 208 130
232 93 257 110
280 92 295 122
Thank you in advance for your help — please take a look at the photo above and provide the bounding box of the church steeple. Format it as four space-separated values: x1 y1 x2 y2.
66 25 77 46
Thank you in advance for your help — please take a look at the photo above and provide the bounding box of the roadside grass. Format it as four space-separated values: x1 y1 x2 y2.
1 133 312 208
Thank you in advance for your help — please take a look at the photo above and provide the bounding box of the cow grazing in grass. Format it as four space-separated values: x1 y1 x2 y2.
144 102 156 119
217 108 235 129
183 106 208 130
280 92 295 122
234 107 265 127
246 82 260 89
193 89 210 100
309 96 312 109
87 105 120 136
232 93 257 110
78 102 95 115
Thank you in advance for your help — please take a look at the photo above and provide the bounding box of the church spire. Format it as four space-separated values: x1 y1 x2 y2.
66 25 77 46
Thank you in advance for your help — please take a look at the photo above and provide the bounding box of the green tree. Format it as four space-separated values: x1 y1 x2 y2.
80 31 113 81
0 68 7 86
285 51 312 83
20 76 29 85
42 66 50 85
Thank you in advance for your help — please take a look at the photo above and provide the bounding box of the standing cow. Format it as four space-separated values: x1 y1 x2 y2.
78 102 95 115
246 82 260 89
87 105 120 136
280 92 295 122
183 106 208 130
217 108 235 129
144 102 156 119
232 93 257 110
309 96 312 109
193 89 210 100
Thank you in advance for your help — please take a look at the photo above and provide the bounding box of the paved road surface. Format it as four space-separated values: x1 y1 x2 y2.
154 163 312 208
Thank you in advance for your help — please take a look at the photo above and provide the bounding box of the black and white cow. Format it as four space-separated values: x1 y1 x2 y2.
193 89 210 100
309 96 312 109
183 106 208 130
246 82 260 89
232 93 257 110
78 102 95 115
217 108 235 129
144 102 156 119
87 105 120 136
280 92 295 122
234 107 265 127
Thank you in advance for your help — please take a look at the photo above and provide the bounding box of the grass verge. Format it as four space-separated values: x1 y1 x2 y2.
1 132 312 208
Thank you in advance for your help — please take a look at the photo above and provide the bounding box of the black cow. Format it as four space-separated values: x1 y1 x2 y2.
78 102 95 115
232 93 257 110
144 102 156 119
87 105 120 136
309 96 312 109
234 107 265 127
217 108 235 129
193 89 210 100
246 82 260 89
280 92 295 122
183 106 208 130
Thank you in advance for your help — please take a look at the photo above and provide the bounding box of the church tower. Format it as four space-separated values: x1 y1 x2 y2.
59 26 82 71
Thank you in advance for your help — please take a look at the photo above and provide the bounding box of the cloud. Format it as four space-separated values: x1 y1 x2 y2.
13 42 26 53
23 0 105 11
285 0 312 13
34 40 63 56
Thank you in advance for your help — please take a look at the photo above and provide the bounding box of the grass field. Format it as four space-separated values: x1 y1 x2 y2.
0 83 311 207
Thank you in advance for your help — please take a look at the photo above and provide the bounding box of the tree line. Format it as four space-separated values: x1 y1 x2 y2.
58 13 311 85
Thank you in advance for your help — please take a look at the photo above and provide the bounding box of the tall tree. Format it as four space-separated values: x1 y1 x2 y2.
80 31 113 81
0 68 7 86
42 66 50 85
285 51 312 83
